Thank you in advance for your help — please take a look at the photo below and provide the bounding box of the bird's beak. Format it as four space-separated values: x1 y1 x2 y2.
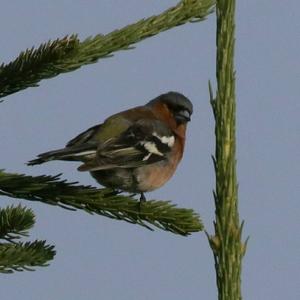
176 109 191 122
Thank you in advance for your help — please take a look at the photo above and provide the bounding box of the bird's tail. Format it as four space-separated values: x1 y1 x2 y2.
27 146 96 166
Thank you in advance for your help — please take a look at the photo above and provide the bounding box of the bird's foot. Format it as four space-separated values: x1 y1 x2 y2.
140 192 146 202
138 192 146 212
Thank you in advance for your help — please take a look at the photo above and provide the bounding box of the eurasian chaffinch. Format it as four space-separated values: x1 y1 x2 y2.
28 91 193 201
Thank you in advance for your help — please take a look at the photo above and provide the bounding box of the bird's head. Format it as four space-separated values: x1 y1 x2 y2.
147 91 193 125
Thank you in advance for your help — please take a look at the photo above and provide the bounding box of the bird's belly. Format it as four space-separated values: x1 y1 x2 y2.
90 159 177 193
135 161 177 192
90 169 136 192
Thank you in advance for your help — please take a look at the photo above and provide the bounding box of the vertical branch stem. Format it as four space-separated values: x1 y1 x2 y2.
209 0 246 299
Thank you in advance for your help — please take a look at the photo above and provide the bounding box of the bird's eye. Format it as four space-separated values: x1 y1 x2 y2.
174 109 191 123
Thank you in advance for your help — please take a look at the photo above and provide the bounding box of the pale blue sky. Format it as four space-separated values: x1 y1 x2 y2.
0 1 299 299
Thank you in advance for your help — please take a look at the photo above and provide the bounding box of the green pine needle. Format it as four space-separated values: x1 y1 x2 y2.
208 0 246 299
0 205 35 242
0 241 55 273
0 0 215 99
0 170 203 236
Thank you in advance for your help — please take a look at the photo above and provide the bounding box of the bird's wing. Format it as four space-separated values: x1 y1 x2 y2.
78 119 175 171
28 115 135 165
63 115 134 160
66 124 103 147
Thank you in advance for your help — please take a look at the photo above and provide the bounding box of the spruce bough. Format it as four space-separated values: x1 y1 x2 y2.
208 0 247 299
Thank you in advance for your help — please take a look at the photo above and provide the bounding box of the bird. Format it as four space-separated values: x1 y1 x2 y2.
28 91 193 202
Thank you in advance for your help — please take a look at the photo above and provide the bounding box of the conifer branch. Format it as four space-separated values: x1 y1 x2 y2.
0 241 55 273
208 0 246 299
0 205 35 242
0 205 55 273
0 170 203 236
0 0 215 99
